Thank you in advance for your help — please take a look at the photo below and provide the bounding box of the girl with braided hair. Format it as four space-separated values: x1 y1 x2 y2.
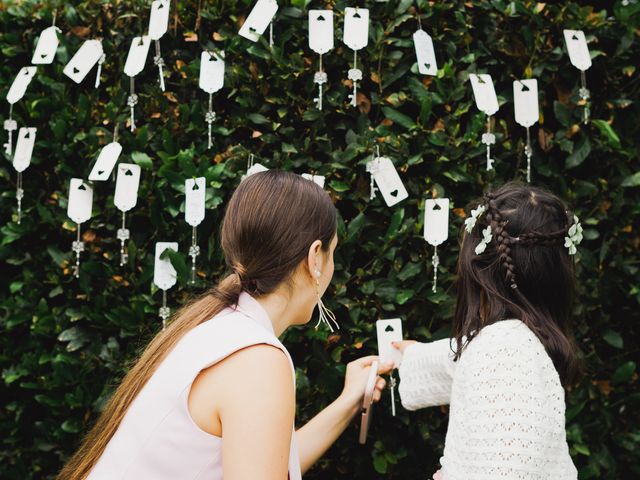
394 181 583 479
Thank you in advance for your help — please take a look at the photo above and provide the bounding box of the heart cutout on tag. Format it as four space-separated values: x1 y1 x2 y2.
158 2 165 8
433 202 442 210
73 66 80 74
520 83 530 92
24 131 31 139
192 182 200 190
24 69 30 75
353 11 361 18
477 75 486 84
317 14 326 21
124 169 133 176
138 37 145 46
389 189 399 198
41 53 47 58
425 63 431 69
572 33 579 40
385 324 394 332
97 170 105 175
209 54 218 62
249 26 257 33
78 183 87 191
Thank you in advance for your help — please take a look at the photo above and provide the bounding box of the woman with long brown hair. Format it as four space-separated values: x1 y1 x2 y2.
58 170 391 480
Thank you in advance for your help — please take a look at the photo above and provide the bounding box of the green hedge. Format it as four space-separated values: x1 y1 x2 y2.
1 0 639 478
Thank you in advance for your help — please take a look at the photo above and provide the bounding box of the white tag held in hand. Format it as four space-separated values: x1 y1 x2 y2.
63 40 104 83
309 10 334 54
413 30 437 76
124 36 151 77
470 73 499 116
563 29 591 71
6 67 37 104
376 318 403 367
239 0 279 43
513 79 539 128
154 242 178 290
185 177 206 227
114 163 141 212
149 0 170 40
12 127 37 173
32 26 60 64
67 179 93 224
88 142 123 181
199 51 225 94
343 7 369 51
424 198 450 246
366 156 409 207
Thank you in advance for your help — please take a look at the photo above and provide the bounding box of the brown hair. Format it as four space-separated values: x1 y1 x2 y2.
452 181 582 386
57 170 337 479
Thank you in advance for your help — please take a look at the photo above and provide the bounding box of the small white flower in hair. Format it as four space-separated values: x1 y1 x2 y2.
464 204 486 233
564 215 584 255
475 226 493 255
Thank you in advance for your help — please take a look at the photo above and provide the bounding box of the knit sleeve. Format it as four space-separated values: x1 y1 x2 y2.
398 339 457 410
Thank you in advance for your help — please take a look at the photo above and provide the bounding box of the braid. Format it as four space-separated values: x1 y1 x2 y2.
516 229 566 246
486 200 518 289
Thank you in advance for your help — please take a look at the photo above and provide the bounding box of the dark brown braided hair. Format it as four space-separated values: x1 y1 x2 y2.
452 181 582 386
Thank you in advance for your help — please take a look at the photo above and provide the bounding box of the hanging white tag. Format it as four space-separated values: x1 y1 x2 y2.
124 36 151 77
32 26 60 64
376 319 403 367
470 73 499 116
6 67 37 104
424 198 450 246
244 163 269 178
301 173 325 188
154 242 178 290
239 0 279 43
12 127 37 173
199 50 225 94
67 178 93 224
309 10 334 54
413 30 437 76
343 7 369 51
563 29 591 71
366 157 408 207
185 177 206 227
149 0 171 40
513 79 539 128
63 40 104 84
114 163 141 212
88 142 123 181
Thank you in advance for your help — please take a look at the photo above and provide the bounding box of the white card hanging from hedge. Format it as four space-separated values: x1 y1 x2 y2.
67 179 93 278
199 50 225 148
154 242 178 328
125 35 151 132
563 29 592 124
309 10 334 110
424 198 449 293
63 39 104 87
366 147 408 207
470 73 499 171
239 0 278 45
513 79 539 183
413 28 437 76
149 0 170 91
302 173 325 188
5 67 36 156
243 154 269 179
89 126 122 181
114 163 141 266
343 7 369 107
32 25 60 64
185 177 206 283
12 127 36 224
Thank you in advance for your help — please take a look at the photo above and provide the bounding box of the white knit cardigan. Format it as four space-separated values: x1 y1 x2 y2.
398 319 578 479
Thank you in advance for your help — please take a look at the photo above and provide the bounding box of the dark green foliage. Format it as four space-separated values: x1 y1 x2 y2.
1 0 639 478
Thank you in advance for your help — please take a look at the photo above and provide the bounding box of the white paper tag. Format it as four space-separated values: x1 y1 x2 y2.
185 177 206 227
424 198 450 246
239 0 279 43
114 163 141 212
124 36 151 77
149 0 171 40
376 318 403 367
301 173 325 188
6 67 37 104
63 40 104 84
244 163 269 178
513 79 539 128
32 26 60 64
563 29 591 71
154 242 178 290
343 7 369 51
470 73 499 116
67 178 93 224
367 157 409 207
413 30 437 76
309 10 334 55
199 50 225 94
88 142 123 181
12 127 37 173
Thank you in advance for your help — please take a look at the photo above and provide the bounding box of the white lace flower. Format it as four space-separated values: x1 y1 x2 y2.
475 225 493 255
564 215 583 256
464 204 486 233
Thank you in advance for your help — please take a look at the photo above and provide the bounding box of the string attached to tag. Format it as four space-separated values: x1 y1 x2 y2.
154 39 166 91
481 116 496 171
269 21 274 47
579 70 590 124
128 77 138 132
95 53 105 88
205 93 215 148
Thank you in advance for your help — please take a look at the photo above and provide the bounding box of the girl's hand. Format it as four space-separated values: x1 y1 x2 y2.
392 340 418 354
338 356 394 414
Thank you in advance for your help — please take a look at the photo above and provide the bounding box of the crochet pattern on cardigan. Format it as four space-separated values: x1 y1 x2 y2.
398 319 577 480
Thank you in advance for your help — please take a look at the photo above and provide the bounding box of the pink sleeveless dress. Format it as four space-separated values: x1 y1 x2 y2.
88 292 302 479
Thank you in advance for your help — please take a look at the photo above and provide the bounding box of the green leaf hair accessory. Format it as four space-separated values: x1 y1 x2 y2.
564 215 583 255
464 204 486 233
475 225 493 255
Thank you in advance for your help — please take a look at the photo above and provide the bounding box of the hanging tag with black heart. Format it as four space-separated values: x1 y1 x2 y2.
239 0 279 45
470 73 499 171
199 50 225 148
63 39 104 86
365 147 409 207
12 127 37 224
67 179 94 278
563 29 592 124
343 7 369 107
149 0 170 91
309 10 334 111
185 177 206 284
424 198 450 292
154 242 178 328
513 79 539 182
114 163 141 266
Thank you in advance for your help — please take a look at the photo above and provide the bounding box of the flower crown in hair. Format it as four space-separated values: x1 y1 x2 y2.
564 215 583 255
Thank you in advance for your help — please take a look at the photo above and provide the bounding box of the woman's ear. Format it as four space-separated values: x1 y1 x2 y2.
306 240 323 280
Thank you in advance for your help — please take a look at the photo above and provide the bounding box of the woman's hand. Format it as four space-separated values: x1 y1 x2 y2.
338 356 394 415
